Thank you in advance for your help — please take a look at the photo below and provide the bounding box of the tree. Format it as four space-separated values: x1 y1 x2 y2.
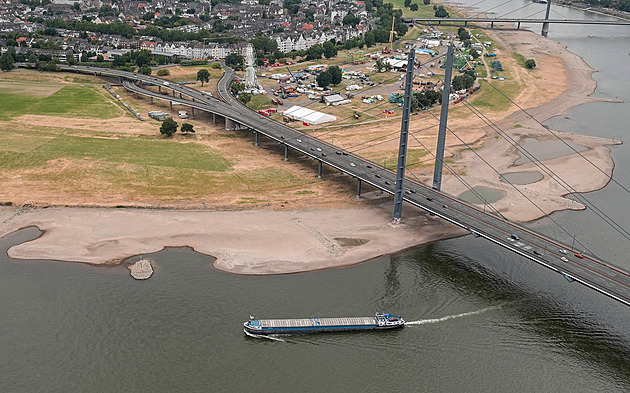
45 60 58 72
525 59 537 69
225 53 244 70
470 49 480 59
160 118 178 137
343 12 359 26
452 74 474 91
28 53 38 64
181 123 195 133
423 0 430 4
329 65 342 85
230 81 245 96
404 0 411 7
238 92 252 104
410 3 418 11
197 68 210 86
81 52 88 62
0 52 14 72
305 44 323 60
316 70 332 88
156 68 170 76
375 58 389 72
435 5 449 18
139 65 152 75
364 31 375 47
323 41 336 59
96 54 104 62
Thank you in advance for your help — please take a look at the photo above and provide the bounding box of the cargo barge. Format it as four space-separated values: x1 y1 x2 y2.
244 313 405 335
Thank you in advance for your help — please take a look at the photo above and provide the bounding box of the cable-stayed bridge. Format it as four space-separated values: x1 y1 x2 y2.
45 62 630 308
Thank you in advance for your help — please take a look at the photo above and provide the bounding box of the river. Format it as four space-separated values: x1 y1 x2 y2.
2 2 630 391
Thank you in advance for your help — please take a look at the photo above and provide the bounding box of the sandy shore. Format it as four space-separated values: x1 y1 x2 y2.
0 24 619 273
0 204 466 274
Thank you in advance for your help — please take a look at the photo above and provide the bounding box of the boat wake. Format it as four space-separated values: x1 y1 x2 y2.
405 304 503 325
243 329 285 341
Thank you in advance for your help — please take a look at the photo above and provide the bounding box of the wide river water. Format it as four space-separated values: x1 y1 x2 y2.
3 2 630 391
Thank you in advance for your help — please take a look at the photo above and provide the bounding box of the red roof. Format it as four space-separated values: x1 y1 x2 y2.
302 23 314 30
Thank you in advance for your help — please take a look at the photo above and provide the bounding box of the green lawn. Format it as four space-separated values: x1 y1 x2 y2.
0 130 231 171
0 84 122 120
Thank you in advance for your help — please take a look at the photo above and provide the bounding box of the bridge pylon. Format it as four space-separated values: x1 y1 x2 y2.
391 49 415 224
432 44 454 191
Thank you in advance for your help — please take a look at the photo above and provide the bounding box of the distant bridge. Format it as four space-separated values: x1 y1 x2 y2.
403 17 630 27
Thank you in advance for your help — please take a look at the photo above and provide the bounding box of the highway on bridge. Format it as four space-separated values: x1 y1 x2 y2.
56 63 630 307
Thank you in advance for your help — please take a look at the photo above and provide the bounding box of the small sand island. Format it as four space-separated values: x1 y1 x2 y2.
128 257 154 280
0 9 619 275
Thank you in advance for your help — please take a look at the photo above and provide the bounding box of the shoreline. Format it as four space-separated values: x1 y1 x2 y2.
0 21 619 274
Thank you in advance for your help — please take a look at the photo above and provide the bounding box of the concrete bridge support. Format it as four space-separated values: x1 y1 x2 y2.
225 118 234 131
212 113 216 124
542 0 552 37
150 97 153 104
158 86 161 93
169 101 173 110
284 145 289 161
317 160 323 179
254 131 259 146
356 179 362 197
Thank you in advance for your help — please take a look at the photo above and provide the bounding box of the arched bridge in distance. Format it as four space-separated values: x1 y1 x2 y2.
49 63 630 309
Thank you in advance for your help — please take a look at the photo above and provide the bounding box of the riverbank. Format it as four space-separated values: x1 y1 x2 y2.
0 21 619 273
0 204 466 274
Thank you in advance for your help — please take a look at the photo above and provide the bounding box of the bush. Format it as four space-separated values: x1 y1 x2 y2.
211 62 222 69
156 68 170 76
525 59 536 69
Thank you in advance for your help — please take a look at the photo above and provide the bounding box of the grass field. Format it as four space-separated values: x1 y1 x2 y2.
0 82 122 121
0 71 335 207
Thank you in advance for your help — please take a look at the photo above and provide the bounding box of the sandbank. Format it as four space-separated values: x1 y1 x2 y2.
0 204 466 274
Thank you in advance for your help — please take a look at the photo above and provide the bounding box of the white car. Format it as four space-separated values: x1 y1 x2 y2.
560 256 569 262
559 249 567 254
350 163 356 167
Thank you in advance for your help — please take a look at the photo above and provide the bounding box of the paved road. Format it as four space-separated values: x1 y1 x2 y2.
53 63 630 307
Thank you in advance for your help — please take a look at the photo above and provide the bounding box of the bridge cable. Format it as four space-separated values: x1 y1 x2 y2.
441 45 630 246
406 129 508 220
497 3 542 19
423 108 599 255
459 97 630 243
479 78 630 200
472 0 519 18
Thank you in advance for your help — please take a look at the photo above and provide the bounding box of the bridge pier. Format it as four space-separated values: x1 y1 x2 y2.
172 90 176 97
254 130 259 146
212 113 216 124
542 0 552 37
191 107 195 116
225 118 233 131
356 179 362 197
517 21 521 29
491 21 494 28
158 86 162 93
169 101 173 110
150 96 153 104
284 144 289 161
317 160 323 179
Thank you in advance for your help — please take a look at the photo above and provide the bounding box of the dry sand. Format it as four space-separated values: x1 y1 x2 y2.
0 27 619 274
0 204 466 274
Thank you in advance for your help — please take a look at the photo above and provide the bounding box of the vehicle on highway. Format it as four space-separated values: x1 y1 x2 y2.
575 253 584 259
316 147 322 151
350 163 356 167
559 249 567 254
163 81 169 86
297 139 302 143
511 234 519 240
533 250 542 256
561 256 569 262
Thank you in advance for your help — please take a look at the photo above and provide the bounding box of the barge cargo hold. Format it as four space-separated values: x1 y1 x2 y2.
244 313 405 335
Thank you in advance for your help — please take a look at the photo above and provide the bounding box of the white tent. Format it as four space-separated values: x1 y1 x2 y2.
283 105 337 125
